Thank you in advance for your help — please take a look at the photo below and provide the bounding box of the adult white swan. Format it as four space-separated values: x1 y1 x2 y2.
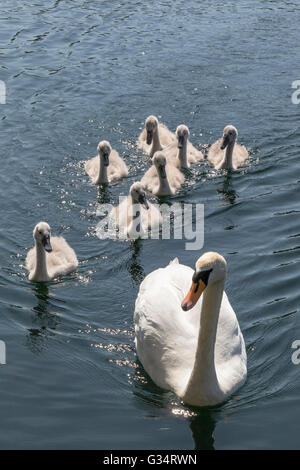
137 115 176 157
207 125 248 170
85 140 128 184
134 252 247 407
26 222 78 282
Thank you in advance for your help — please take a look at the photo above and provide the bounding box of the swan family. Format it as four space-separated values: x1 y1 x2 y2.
25 115 249 407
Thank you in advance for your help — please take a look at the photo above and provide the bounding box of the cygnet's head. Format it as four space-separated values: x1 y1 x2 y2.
181 252 227 311
33 222 52 253
145 115 158 145
220 125 238 150
129 182 149 210
152 151 167 179
97 140 112 167
176 124 190 149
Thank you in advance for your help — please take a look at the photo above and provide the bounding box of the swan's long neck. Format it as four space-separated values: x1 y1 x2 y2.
177 140 188 168
150 128 163 158
95 154 109 184
183 279 225 406
157 169 172 196
32 242 49 282
221 142 235 169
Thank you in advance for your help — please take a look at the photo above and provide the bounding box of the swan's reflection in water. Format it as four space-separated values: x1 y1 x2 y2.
217 171 237 205
27 283 59 353
126 239 145 287
97 183 112 205
133 361 216 450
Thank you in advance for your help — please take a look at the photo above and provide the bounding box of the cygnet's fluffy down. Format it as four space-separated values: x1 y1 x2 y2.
137 115 176 157
207 125 248 170
111 182 162 238
85 140 128 184
26 222 78 281
141 151 184 196
164 124 203 169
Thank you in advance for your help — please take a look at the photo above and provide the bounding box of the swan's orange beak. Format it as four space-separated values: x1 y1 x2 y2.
181 280 206 311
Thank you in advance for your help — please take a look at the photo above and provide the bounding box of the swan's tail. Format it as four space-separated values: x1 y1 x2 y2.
168 257 179 265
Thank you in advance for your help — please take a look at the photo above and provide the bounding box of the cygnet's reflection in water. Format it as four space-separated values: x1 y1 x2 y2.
126 239 145 287
27 283 60 354
133 361 216 450
97 183 113 205
217 170 237 205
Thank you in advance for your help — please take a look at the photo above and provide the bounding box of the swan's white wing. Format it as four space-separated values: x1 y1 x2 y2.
232 144 248 169
108 150 128 181
134 263 201 396
215 293 247 394
85 155 99 180
207 138 224 168
46 236 78 278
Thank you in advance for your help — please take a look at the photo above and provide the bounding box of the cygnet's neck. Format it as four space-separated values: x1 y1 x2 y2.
177 139 188 168
150 128 163 158
220 141 235 170
32 241 49 282
157 168 172 195
96 154 109 184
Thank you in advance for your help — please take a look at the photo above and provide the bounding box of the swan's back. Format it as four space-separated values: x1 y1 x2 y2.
111 196 161 234
134 263 198 395
84 156 98 179
208 138 248 169
108 150 128 179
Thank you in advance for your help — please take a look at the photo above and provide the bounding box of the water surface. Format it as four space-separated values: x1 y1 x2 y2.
0 0 300 449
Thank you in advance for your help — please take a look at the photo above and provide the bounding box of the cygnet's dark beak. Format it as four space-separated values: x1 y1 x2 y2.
42 235 52 253
220 135 229 150
146 130 153 145
159 165 167 179
103 153 109 167
177 135 184 149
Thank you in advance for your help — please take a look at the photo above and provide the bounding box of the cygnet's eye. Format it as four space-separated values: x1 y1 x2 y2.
38 230 42 235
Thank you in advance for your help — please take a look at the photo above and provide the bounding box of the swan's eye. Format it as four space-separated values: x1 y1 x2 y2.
38 230 42 235
192 268 213 286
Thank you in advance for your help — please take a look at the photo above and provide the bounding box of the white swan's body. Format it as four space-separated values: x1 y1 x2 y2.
134 252 247 407
85 140 128 184
26 222 78 281
110 182 161 238
137 115 176 158
208 125 248 170
141 151 184 196
165 125 203 169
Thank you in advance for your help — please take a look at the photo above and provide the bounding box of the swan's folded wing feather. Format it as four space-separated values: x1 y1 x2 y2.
85 156 99 179
232 144 248 169
207 138 224 167
46 236 78 278
25 247 36 273
108 150 128 181
134 264 199 395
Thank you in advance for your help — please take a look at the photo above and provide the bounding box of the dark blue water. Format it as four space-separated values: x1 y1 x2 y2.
0 0 300 449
